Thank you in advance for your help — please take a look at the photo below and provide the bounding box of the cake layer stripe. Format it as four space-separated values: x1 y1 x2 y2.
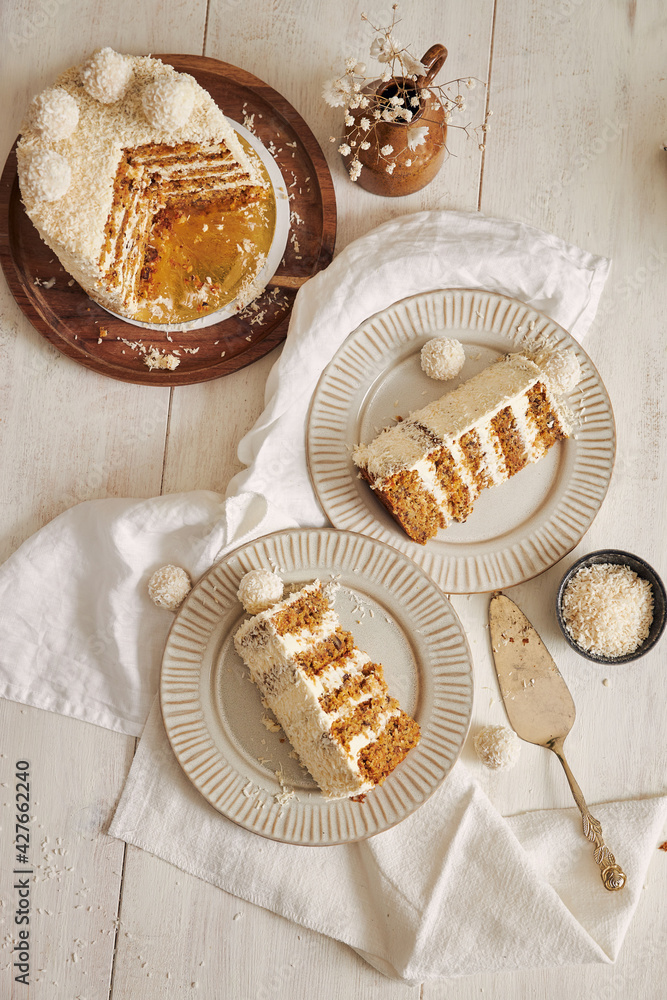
352 353 579 544
233 580 420 800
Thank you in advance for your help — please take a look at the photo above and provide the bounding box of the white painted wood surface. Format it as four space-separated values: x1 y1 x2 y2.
1 0 665 997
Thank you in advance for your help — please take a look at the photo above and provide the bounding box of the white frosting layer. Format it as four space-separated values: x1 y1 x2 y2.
233 582 408 799
353 352 576 487
17 53 266 317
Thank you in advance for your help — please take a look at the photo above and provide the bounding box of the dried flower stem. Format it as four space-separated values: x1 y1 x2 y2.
324 3 491 180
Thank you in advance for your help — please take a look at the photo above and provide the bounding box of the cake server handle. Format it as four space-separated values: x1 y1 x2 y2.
551 741 626 891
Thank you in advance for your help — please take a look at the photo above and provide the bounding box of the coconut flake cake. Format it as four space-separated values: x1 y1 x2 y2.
16 48 270 323
233 580 420 800
352 350 581 544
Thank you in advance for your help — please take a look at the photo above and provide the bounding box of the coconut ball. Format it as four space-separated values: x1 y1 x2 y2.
148 564 192 611
237 569 284 615
539 349 581 396
31 88 79 141
473 724 521 770
20 149 71 202
420 337 465 380
142 76 195 130
80 47 132 104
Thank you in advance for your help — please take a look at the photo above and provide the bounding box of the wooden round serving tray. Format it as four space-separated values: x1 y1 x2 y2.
0 54 336 386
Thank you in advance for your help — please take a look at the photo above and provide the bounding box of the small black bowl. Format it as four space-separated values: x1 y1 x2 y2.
556 549 667 664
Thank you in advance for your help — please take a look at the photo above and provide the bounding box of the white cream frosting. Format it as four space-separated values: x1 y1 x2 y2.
17 51 266 318
233 582 406 799
353 352 577 487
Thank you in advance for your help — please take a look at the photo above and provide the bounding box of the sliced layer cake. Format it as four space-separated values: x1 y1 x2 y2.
233 581 420 800
17 49 269 322
352 350 580 544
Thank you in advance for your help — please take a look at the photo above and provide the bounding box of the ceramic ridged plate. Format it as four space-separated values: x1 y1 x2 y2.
307 289 615 594
160 528 473 845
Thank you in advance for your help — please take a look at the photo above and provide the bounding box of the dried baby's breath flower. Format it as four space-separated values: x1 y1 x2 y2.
401 52 427 77
322 77 352 108
407 125 429 150
323 4 490 182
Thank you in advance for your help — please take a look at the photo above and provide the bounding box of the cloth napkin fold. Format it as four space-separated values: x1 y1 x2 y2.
0 210 610 734
109 700 667 982
2 209 662 981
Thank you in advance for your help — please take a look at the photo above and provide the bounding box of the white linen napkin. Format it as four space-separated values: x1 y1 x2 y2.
0 210 610 734
2 209 664 981
109 700 667 982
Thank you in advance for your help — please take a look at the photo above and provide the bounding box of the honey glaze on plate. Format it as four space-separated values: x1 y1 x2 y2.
132 139 276 325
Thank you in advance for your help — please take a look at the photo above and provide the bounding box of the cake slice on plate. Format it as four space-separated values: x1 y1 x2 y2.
233 579 420 800
17 48 269 322
352 349 581 544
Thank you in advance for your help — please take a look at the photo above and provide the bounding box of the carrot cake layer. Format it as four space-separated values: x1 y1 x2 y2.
17 49 269 323
233 581 420 800
352 350 580 544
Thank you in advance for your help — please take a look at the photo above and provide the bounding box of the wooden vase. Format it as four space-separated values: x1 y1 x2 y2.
343 43 449 197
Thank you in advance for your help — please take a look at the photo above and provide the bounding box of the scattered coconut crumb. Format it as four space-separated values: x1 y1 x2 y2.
322 577 341 602
274 764 296 807
144 346 180 371
261 715 282 733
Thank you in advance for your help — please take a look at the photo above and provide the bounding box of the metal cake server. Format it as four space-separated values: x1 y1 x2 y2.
488 593 626 891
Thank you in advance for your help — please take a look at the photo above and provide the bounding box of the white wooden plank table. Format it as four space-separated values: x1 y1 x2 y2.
1 1 665 997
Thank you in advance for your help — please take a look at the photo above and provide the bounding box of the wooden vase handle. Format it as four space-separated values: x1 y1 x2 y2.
418 44 448 87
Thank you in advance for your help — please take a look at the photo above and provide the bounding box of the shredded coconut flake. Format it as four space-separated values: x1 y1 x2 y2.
420 337 465 380
561 562 654 658
473 724 521 769
237 569 284 614
80 47 132 104
144 347 180 370
30 88 79 141
141 76 195 130
21 149 71 202
148 564 191 611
